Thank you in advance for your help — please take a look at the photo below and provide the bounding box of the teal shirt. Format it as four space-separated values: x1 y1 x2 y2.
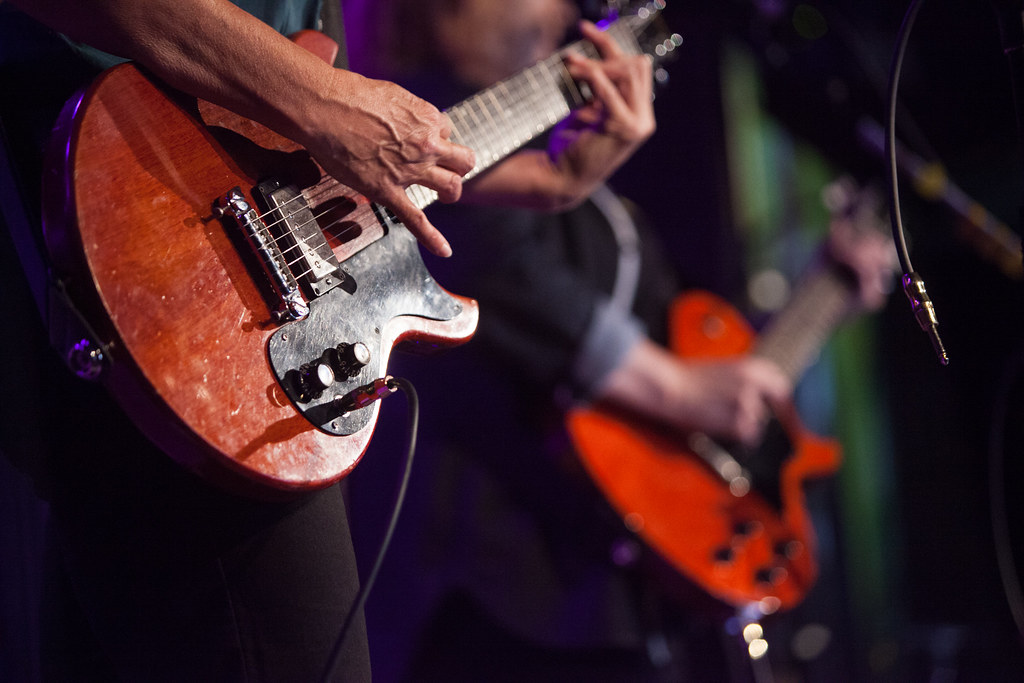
66 0 325 70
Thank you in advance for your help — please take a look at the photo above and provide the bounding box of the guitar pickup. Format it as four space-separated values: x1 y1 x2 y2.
255 179 347 299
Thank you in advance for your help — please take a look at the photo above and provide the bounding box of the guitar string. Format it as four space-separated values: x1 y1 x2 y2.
230 20 636 285
245 16 628 243
254 22 632 281
245 51 575 282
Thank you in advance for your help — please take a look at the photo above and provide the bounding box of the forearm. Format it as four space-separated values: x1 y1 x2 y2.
11 0 339 150
594 337 693 427
460 151 580 211
595 338 794 445
10 0 475 257
462 147 623 212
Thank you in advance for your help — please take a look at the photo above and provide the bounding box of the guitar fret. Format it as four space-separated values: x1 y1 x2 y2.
460 100 485 159
484 89 510 156
402 9 663 214
523 68 547 134
476 95 502 165
495 82 517 152
554 55 586 108
754 269 855 381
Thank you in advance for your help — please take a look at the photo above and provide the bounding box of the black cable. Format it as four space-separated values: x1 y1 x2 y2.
885 0 924 276
319 376 420 683
885 0 950 365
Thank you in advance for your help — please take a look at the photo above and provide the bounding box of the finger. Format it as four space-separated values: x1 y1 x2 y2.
381 190 453 258
565 57 633 128
750 359 792 403
435 136 476 176
578 19 624 59
417 165 465 204
732 396 766 446
569 54 653 114
601 55 654 108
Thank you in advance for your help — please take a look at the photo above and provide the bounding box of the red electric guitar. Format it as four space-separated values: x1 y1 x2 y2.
40 6 676 496
567 182 889 610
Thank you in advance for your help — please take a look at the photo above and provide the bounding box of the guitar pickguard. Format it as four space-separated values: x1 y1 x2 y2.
267 218 463 436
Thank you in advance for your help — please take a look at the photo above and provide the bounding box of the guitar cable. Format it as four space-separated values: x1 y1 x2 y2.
885 0 950 365
319 376 420 683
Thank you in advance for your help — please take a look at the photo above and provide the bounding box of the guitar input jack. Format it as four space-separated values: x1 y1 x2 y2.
333 376 397 415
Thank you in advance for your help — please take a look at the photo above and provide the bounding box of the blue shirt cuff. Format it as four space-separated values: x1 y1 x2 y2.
570 299 645 400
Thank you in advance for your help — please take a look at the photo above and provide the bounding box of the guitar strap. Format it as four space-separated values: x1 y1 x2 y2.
560 184 646 404
589 183 642 314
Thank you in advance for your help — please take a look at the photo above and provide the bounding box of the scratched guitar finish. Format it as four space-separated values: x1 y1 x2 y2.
41 5 675 496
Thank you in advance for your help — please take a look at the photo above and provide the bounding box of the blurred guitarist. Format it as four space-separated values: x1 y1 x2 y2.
344 0 896 680
0 0 652 679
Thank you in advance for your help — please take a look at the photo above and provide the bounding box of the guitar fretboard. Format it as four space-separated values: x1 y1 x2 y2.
405 17 647 211
754 266 857 382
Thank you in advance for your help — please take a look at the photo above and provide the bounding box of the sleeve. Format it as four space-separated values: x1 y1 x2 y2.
570 298 644 398
423 198 648 398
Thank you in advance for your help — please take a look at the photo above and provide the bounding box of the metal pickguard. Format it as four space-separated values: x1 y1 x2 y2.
266 218 462 435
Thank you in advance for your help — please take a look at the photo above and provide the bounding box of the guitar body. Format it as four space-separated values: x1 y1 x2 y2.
42 33 477 496
566 291 840 610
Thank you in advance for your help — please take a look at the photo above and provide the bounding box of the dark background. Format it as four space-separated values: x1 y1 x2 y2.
5 1 1024 681
608 1 1024 679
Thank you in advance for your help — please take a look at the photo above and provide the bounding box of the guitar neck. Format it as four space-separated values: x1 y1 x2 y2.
754 264 857 383
405 16 648 211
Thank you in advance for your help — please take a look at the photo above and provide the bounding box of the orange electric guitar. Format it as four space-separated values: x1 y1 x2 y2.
40 7 676 496
567 184 888 610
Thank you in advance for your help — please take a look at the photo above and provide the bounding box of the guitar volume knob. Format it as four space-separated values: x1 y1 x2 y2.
755 565 788 586
712 545 735 564
774 539 803 560
288 358 336 403
330 342 371 379
732 520 761 538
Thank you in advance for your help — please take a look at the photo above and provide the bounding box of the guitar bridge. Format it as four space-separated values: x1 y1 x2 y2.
215 187 309 322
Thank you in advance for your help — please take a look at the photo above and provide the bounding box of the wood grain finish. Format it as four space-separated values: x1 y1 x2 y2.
42 53 477 497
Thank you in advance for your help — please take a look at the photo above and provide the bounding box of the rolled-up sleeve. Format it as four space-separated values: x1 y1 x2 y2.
570 299 645 399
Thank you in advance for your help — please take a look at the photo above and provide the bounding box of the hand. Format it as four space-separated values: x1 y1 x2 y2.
456 20 654 211
302 71 476 257
822 179 898 312
668 357 793 446
599 339 792 447
547 20 656 203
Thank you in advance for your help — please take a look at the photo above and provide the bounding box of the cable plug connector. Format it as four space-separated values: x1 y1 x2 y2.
334 376 397 414
902 271 949 365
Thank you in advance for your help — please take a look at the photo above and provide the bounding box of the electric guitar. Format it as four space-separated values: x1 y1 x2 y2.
41 5 676 496
567 182 890 610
